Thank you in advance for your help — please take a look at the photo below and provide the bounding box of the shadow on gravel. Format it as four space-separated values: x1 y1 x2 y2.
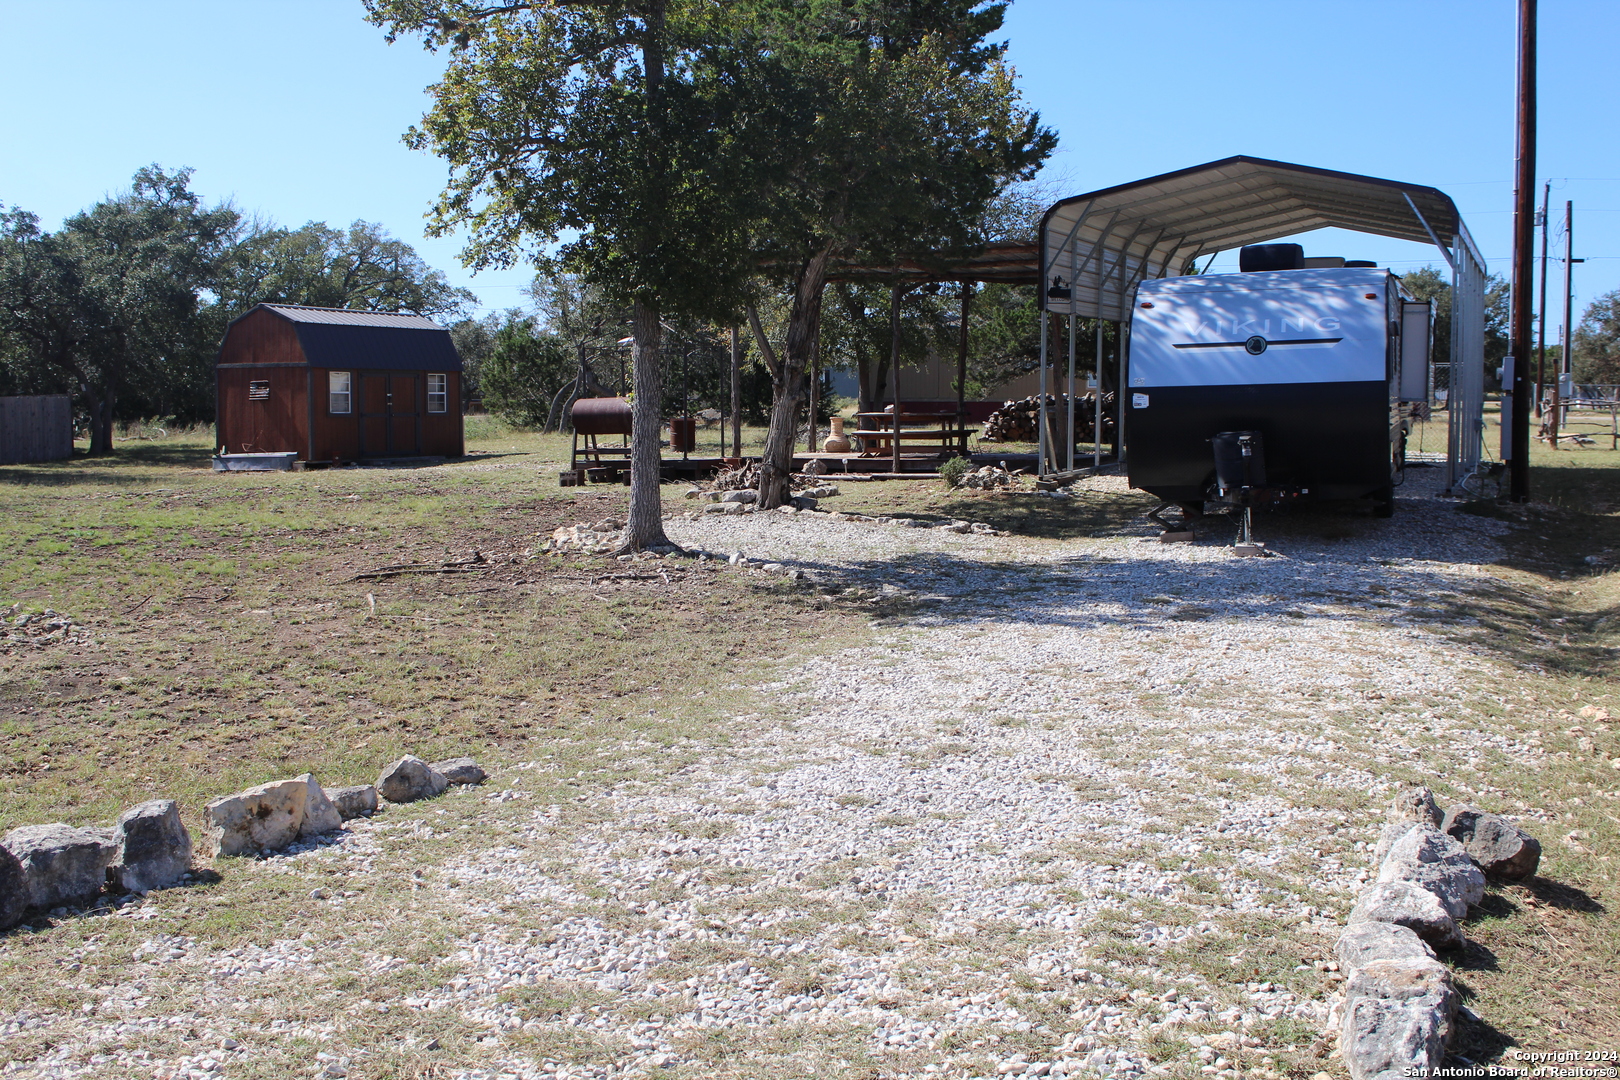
761 544 1499 639
738 492 1620 682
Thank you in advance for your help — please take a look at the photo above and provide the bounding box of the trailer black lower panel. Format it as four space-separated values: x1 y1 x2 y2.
1127 380 1392 504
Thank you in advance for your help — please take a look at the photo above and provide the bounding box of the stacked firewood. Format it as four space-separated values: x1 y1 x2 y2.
981 393 1116 443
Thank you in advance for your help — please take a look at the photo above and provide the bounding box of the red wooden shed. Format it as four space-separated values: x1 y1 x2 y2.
215 304 464 462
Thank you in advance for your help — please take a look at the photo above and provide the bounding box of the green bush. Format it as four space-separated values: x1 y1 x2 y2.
939 455 972 488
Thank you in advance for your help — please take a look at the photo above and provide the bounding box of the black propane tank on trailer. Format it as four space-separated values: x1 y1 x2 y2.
1125 248 1427 530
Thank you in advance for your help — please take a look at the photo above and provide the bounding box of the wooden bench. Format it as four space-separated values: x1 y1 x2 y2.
851 414 978 457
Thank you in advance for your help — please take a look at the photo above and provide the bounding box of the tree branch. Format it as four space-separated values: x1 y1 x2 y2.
745 303 782 384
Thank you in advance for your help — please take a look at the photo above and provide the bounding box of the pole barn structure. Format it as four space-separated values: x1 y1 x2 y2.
1036 156 1487 494
215 304 465 463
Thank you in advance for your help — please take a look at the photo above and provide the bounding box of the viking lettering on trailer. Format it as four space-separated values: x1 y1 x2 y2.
1193 316 1341 336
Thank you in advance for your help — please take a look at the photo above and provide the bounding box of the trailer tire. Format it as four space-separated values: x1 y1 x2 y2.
1371 485 1395 518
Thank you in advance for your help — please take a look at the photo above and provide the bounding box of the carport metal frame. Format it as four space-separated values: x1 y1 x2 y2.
1036 156 1487 492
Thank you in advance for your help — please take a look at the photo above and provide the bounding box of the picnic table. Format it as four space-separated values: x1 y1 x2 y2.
852 412 978 457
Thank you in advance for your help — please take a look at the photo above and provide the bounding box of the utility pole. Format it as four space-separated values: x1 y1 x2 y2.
1534 181 1551 418
1507 0 1537 502
1553 201 1577 446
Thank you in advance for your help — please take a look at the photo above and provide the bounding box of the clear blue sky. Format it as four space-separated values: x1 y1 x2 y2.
2 1 1616 336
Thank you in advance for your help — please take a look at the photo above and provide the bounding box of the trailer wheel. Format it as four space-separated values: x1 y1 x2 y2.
1372 485 1395 518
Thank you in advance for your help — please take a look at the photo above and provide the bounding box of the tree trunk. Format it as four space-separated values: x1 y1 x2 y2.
618 299 674 552
757 249 831 509
81 383 109 456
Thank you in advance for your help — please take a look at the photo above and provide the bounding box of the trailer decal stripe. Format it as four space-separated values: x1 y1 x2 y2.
1171 338 1343 349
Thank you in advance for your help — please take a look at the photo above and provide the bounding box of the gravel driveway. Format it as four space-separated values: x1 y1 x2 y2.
8 468 1530 1080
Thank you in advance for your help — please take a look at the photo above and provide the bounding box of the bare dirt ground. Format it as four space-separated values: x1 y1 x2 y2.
2 449 1617 1080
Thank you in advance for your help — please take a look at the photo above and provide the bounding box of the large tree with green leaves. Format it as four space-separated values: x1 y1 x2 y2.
365 0 760 552
1401 266 1511 390
0 167 238 454
218 219 476 320
1573 288 1620 385
733 3 1055 506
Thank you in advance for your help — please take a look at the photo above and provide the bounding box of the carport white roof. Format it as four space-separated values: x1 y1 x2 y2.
1039 155 1484 321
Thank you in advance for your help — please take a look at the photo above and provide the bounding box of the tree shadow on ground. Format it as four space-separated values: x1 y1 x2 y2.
0 443 214 485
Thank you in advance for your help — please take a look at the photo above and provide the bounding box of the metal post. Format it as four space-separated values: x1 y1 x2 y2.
890 283 903 475
1115 322 1129 462
1093 319 1103 471
1508 0 1537 502
1037 302 1048 477
1066 312 1076 472
729 326 741 462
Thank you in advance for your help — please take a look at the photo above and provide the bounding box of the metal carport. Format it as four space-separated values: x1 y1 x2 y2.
1036 156 1487 492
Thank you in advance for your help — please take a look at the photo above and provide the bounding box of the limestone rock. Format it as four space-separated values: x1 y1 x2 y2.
107 800 192 894
432 758 487 786
296 775 344 839
1 823 119 909
1440 805 1541 880
1335 921 1437 974
376 756 449 804
203 778 308 858
0 844 27 930
1388 786 1443 827
328 785 379 820
1373 821 1419 865
720 489 757 504
1377 826 1485 920
1341 959 1456 1080
1347 881 1460 948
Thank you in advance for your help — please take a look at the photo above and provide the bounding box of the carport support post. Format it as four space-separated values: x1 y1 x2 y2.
1094 320 1103 471
1037 305 1049 477
1508 0 1536 502
1116 322 1128 461
1066 313 1076 472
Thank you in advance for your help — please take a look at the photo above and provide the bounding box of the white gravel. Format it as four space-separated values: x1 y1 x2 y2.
4 467 1537 1080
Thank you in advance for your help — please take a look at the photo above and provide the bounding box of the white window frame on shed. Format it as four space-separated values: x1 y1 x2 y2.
329 371 352 415
427 373 448 414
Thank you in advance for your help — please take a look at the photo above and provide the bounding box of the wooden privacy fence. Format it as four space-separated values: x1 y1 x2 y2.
0 395 73 465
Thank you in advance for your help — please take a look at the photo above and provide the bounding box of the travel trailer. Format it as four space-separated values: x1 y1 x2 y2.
1125 245 1430 518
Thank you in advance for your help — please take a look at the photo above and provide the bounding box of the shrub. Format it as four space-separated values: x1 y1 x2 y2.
939 455 972 488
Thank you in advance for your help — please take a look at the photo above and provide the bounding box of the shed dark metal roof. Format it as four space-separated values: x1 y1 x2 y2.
227 304 463 372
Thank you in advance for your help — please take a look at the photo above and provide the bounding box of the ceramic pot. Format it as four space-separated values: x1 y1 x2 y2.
822 416 852 453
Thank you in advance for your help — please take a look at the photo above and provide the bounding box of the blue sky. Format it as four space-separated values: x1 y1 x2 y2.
2 1 1616 334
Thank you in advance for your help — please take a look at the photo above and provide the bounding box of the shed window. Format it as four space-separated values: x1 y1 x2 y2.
248 380 270 401
427 373 448 414
329 371 351 414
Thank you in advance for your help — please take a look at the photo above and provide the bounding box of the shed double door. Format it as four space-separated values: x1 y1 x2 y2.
358 372 421 457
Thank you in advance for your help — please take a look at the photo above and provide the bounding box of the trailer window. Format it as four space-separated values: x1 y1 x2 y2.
248 380 270 401
329 371 351 414
427 373 448 414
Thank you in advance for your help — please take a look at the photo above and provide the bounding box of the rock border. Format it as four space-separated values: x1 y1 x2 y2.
0 752 487 932
1332 786 1541 1080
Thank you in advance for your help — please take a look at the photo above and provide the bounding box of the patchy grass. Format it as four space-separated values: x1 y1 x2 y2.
0 428 857 833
